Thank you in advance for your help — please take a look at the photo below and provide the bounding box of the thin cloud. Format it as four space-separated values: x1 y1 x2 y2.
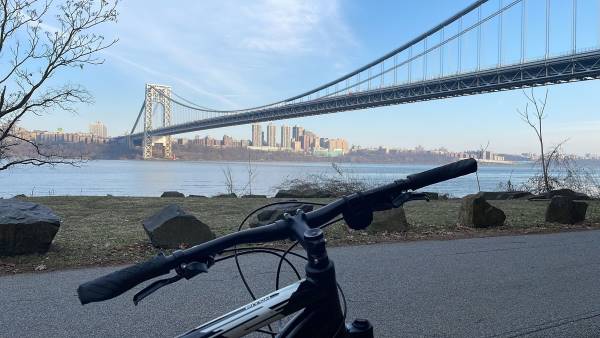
107 0 356 109
104 50 240 109
239 0 356 54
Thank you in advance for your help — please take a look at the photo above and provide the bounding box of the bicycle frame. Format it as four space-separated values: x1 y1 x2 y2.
179 226 372 338
178 278 340 338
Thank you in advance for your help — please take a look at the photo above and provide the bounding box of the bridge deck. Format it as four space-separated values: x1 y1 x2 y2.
120 50 600 141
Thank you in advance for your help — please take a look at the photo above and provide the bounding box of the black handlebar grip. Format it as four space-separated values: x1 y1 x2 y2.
405 158 477 191
77 254 172 305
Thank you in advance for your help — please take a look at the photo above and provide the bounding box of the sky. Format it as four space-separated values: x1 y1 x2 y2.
18 0 600 155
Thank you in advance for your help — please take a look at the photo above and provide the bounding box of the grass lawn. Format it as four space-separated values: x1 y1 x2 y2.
1 196 599 275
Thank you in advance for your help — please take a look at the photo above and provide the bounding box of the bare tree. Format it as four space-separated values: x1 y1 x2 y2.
517 88 554 192
477 141 490 161
0 0 118 171
244 150 257 196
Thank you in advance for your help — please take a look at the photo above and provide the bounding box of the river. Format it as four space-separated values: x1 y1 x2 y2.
1 159 577 198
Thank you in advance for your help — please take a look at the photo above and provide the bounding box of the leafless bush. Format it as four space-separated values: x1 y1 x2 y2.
582 169 600 198
276 163 371 197
519 143 600 197
515 88 600 197
221 166 236 195
496 170 517 192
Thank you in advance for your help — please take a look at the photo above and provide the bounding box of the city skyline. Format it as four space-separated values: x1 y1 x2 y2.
16 121 600 160
248 123 349 156
16 0 600 155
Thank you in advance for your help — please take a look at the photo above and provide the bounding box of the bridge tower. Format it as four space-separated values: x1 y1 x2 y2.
143 84 172 159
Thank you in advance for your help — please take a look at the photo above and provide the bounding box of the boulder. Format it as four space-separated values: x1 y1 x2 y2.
545 196 588 224
368 207 409 233
529 189 591 201
458 193 506 228
213 193 237 198
161 191 185 198
249 203 314 228
0 200 61 255
422 192 439 200
479 191 533 200
143 204 215 249
274 189 334 198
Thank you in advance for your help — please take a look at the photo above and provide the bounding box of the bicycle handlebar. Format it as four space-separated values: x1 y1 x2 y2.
78 254 171 305
77 159 477 305
405 158 479 191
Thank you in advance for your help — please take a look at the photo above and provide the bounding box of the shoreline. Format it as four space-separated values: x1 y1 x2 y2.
1 196 598 275
3 157 538 166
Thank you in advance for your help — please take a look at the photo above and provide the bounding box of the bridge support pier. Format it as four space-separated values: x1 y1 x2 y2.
143 84 172 159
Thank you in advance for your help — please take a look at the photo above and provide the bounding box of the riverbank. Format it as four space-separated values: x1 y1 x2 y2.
1 196 599 275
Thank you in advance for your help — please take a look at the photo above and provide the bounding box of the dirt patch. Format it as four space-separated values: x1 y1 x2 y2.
1 197 599 275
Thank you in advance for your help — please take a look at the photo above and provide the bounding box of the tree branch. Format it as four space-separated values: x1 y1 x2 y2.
0 0 118 171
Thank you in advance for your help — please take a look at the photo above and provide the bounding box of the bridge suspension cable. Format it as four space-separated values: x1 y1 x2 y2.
149 0 494 115
125 0 600 141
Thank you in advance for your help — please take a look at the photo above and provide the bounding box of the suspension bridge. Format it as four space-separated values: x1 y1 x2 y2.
116 0 600 159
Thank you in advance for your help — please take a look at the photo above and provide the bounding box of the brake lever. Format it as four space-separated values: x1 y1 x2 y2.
132 256 215 305
133 274 182 305
391 192 430 208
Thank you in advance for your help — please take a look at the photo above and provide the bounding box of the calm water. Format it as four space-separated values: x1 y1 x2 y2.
0 160 561 198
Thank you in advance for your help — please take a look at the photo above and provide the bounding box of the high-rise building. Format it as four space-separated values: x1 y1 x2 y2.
222 135 234 147
292 125 304 141
280 125 291 149
328 138 349 154
301 133 314 152
251 124 261 147
89 121 108 138
267 123 277 147
291 140 302 152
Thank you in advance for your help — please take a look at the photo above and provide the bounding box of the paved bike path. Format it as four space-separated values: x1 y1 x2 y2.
2 230 600 337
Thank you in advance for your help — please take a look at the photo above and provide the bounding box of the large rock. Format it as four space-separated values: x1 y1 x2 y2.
212 193 237 198
422 192 439 200
529 189 591 201
479 191 533 200
458 193 506 228
143 204 215 249
0 200 61 255
275 189 334 198
368 207 409 233
249 203 314 228
161 191 185 198
545 196 588 224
